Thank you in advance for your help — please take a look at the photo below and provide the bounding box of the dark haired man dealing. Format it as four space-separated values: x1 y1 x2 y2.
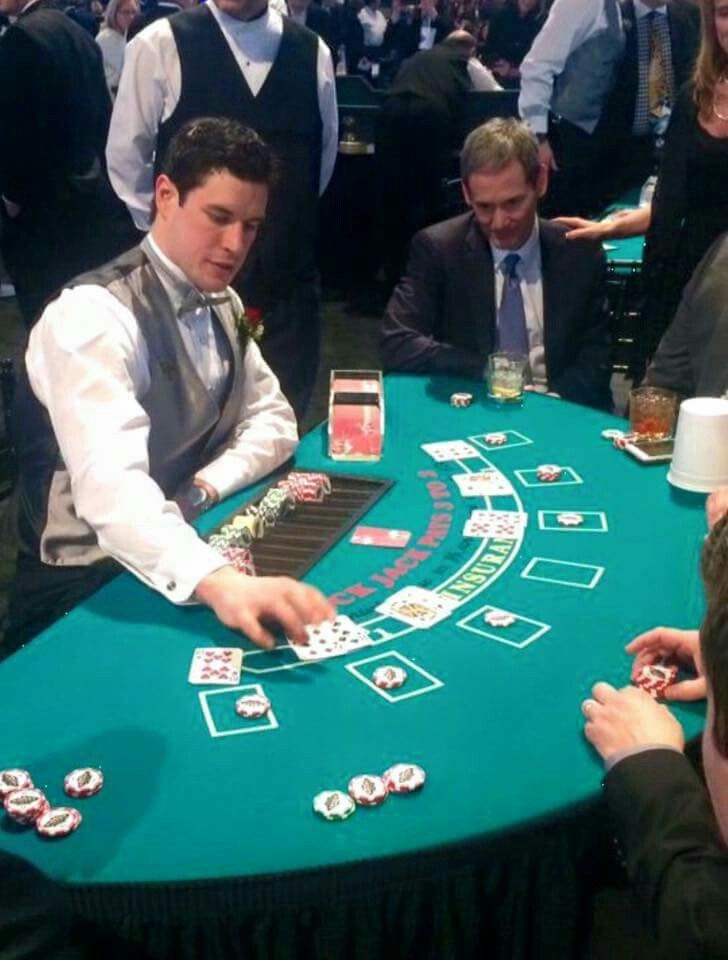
5 117 334 655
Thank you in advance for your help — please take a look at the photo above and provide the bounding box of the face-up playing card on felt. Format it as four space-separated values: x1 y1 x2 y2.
421 440 479 463
188 647 243 685
463 509 527 540
453 470 514 497
290 615 373 662
376 585 458 628
351 525 411 548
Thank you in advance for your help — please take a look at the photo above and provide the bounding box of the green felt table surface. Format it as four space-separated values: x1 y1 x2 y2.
0 376 707 892
603 188 645 271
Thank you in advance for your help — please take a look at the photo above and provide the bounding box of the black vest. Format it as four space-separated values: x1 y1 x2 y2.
157 7 322 306
15 244 246 566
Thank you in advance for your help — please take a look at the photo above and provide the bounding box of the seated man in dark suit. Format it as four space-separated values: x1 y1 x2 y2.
380 117 612 409
645 232 728 399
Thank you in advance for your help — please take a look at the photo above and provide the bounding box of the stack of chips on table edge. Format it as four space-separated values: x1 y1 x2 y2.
0 766 103 838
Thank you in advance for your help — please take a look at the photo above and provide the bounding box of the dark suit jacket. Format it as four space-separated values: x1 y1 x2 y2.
600 0 699 141
0 0 111 208
387 11 452 61
380 214 612 409
605 749 728 959
646 232 728 398
303 3 338 54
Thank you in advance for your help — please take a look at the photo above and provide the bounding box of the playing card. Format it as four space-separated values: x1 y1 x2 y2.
421 440 479 463
188 647 243 685
290 615 373 662
463 509 527 540
376 585 458 628
351 525 411 548
452 470 514 497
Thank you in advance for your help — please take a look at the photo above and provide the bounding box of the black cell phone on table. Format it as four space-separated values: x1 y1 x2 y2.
623 438 674 463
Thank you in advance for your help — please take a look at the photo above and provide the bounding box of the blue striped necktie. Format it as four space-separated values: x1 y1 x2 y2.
497 253 529 354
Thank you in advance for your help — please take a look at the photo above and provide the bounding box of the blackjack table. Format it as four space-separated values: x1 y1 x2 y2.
0 375 708 960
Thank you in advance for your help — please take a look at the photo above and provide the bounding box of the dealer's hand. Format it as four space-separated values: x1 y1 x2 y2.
706 485 728 529
582 682 685 763
626 626 705 702
195 568 336 650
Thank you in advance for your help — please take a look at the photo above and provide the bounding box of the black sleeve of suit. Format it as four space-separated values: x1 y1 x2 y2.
549 240 612 410
380 231 484 378
604 749 728 960
0 29 40 204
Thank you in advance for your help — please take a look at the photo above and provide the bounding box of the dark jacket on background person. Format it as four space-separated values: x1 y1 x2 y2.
381 213 612 409
0 0 136 325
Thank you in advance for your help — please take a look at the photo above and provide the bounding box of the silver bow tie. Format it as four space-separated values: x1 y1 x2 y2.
177 290 231 317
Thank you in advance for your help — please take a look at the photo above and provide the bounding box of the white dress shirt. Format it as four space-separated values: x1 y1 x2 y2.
25 243 299 603
418 17 436 50
519 0 621 135
491 221 547 388
357 5 387 46
467 58 502 92
107 1 338 231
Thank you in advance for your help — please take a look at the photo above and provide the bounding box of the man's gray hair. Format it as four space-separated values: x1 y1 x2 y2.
460 118 541 186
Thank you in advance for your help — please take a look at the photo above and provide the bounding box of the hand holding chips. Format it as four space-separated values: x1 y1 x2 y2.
626 626 706 702
582 682 686 763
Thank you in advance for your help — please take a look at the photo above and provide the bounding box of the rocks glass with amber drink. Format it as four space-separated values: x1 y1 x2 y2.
487 352 528 403
629 386 678 439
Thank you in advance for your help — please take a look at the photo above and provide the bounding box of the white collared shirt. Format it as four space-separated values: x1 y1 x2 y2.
25 243 298 604
490 221 547 388
107 1 338 231
357 5 387 46
633 0 667 20
519 0 622 135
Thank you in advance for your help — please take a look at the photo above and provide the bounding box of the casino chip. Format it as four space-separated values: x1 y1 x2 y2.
484 432 508 446
484 609 516 628
313 789 356 820
450 392 473 408
348 774 388 806
372 664 407 690
4 788 49 825
0 769 33 799
383 763 426 794
36 806 82 838
536 463 563 482
64 768 104 799
556 512 584 527
601 428 625 441
635 663 679 699
235 693 271 719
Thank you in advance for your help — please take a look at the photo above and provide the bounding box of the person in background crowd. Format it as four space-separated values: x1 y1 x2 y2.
127 0 197 42
357 0 387 60
107 0 338 425
520 0 698 217
376 31 501 287
63 0 99 35
0 0 136 327
287 0 338 58
381 118 612 410
583 512 728 958
388 0 453 61
555 0 723 373
96 0 139 95
483 0 544 86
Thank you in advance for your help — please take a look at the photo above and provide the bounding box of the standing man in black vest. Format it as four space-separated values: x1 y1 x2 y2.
6 118 334 655
0 0 136 327
106 0 338 423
